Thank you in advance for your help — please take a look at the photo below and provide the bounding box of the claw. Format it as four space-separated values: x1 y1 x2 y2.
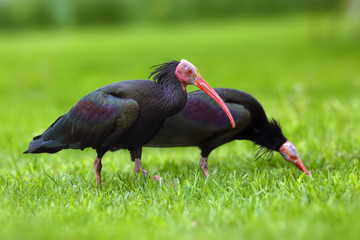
153 175 163 183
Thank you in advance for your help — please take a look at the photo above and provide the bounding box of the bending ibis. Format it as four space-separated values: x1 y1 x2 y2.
24 60 235 186
146 88 309 176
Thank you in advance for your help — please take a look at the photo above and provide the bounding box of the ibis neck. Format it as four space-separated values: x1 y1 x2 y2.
247 119 287 151
160 77 187 116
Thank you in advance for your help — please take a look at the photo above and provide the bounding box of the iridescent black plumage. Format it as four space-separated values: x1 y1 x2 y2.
24 60 190 185
147 88 288 161
25 61 186 154
253 119 286 161
148 60 184 109
149 60 180 85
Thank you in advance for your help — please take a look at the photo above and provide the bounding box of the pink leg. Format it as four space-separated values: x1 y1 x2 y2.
94 157 103 186
199 157 209 177
134 157 162 182
134 158 148 175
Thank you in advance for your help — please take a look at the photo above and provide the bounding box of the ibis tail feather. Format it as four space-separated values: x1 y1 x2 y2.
24 135 69 154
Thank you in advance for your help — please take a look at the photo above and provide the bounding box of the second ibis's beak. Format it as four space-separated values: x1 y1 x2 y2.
279 141 309 175
195 77 236 128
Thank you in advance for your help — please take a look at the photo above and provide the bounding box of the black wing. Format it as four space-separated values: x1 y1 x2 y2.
25 88 139 153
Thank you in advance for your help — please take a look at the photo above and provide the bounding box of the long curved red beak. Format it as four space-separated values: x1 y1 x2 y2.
293 160 309 175
195 78 236 128
279 141 309 175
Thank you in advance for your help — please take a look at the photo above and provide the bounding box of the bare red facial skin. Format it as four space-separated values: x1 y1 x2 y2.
279 141 309 175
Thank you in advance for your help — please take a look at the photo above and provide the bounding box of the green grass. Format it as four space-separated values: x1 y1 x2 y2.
1 15 360 239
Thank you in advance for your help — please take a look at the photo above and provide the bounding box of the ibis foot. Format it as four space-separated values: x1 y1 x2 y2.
199 157 209 177
134 158 148 176
94 157 103 187
153 175 163 183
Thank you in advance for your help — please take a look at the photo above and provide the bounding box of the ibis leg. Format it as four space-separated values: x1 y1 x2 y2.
130 147 163 181
94 157 103 186
130 147 148 175
199 147 214 177
199 157 209 177
134 158 148 175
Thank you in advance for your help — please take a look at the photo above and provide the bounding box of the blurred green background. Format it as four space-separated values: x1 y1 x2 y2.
0 0 346 29
1 1 360 240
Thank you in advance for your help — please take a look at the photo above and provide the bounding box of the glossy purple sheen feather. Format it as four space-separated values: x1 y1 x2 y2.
147 88 287 155
146 88 309 175
183 98 240 127
23 60 241 186
24 61 185 156
72 100 120 122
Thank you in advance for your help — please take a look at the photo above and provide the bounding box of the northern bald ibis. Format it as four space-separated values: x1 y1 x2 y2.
146 88 309 176
24 60 235 186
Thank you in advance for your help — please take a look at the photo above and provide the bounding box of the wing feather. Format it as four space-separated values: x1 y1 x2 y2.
40 91 139 150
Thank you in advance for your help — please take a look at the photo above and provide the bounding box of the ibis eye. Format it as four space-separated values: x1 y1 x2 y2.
187 69 193 74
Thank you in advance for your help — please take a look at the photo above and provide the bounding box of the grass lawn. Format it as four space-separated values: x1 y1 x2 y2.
0 15 359 239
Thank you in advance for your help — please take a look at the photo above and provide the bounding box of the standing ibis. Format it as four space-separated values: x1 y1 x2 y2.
24 60 235 186
146 88 309 176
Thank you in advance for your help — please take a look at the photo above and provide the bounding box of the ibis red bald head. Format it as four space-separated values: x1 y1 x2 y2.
279 141 309 175
175 59 235 128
